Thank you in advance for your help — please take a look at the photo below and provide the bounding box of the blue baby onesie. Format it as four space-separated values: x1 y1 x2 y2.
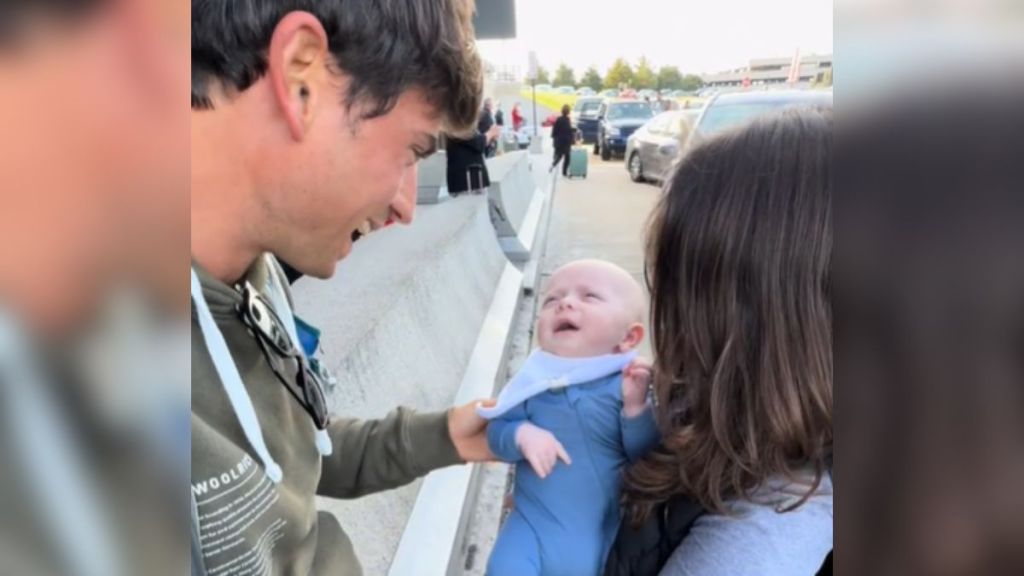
484 353 660 576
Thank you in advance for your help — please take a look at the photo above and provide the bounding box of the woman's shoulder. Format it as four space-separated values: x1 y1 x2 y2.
660 474 833 576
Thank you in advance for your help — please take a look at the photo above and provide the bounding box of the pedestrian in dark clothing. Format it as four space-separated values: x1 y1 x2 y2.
478 98 496 158
550 104 576 176
447 125 500 195
495 101 505 127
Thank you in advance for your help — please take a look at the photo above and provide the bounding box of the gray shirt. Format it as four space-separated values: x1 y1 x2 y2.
660 473 833 576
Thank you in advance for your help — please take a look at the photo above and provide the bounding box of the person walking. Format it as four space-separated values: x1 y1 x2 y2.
478 97 496 158
511 102 524 132
550 104 576 177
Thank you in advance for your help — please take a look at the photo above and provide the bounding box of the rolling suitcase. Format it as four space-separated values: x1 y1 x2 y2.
568 146 588 178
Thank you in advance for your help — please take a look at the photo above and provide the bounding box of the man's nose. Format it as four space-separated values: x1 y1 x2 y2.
391 164 417 225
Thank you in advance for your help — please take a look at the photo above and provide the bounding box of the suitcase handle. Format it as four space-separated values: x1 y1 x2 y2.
466 164 485 193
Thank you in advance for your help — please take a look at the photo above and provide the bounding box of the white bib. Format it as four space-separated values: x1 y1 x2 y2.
477 349 637 419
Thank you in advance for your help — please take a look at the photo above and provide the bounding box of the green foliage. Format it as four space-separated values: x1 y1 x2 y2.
553 63 576 87
656 66 684 90
680 74 704 92
634 57 656 90
581 66 603 92
603 58 634 90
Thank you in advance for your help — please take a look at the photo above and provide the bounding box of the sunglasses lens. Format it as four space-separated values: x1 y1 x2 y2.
301 364 329 429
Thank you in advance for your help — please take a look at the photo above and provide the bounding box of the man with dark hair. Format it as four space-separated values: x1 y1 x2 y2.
1 2 189 576
190 1 493 575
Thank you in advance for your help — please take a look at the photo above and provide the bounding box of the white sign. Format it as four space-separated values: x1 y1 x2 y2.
527 51 538 82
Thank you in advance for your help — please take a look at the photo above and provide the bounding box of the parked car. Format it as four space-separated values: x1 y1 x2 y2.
555 85 575 95
624 109 700 183
571 96 604 144
534 83 553 92
619 88 638 99
638 89 657 100
685 89 833 153
599 89 619 98
595 99 656 160
576 87 596 96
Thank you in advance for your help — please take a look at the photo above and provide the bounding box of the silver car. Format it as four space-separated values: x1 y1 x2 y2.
685 89 833 153
624 110 700 183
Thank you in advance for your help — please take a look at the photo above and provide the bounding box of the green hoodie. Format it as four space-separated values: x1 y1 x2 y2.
191 257 462 575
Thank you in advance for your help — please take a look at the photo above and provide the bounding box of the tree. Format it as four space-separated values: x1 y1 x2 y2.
603 58 634 90
634 57 656 90
680 74 704 92
581 66 603 92
553 63 576 87
656 66 684 91
532 65 550 85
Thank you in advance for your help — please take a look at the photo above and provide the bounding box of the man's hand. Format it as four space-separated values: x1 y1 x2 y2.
448 399 496 462
515 423 571 479
622 357 653 418
486 124 501 143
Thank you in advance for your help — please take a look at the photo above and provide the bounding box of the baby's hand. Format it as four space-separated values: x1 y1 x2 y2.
622 358 653 418
515 422 572 479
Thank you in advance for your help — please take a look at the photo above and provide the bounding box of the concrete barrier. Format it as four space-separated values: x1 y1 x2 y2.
291 196 514 576
388 263 522 576
485 151 546 263
416 150 450 204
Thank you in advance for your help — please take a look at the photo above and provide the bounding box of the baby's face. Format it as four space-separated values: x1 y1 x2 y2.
537 261 643 358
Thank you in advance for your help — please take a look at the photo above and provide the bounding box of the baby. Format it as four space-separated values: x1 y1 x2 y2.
479 259 659 576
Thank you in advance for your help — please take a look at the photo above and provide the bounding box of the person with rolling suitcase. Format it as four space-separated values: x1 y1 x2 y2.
550 104 577 178
568 134 589 179
447 125 500 196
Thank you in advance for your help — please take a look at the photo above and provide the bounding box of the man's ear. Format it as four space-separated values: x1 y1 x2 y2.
616 323 645 353
266 11 329 141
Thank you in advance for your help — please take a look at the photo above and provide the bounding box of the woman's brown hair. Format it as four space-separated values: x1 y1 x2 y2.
623 107 833 519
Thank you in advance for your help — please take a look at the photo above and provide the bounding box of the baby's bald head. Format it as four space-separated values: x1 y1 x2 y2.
538 259 647 358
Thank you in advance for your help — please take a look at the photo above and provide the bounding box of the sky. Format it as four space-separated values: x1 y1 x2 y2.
476 0 833 78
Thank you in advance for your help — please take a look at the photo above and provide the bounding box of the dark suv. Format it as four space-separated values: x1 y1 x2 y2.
595 100 655 160
571 97 604 145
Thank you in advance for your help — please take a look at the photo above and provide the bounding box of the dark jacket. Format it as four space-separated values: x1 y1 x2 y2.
478 108 495 134
604 460 834 576
495 109 505 126
552 115 575 149
603 495 833 576
446 133 491 194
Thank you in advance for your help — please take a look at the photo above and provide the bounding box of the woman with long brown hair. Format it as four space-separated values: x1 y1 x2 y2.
605 107 833 575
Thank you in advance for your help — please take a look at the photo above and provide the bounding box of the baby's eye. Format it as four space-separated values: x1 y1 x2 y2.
543 297 557 307
584 292 602 301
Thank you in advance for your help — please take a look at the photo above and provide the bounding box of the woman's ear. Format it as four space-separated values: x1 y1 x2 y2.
616 323 645 353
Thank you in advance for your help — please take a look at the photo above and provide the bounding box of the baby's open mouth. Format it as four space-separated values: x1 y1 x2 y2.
554 320 580 334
